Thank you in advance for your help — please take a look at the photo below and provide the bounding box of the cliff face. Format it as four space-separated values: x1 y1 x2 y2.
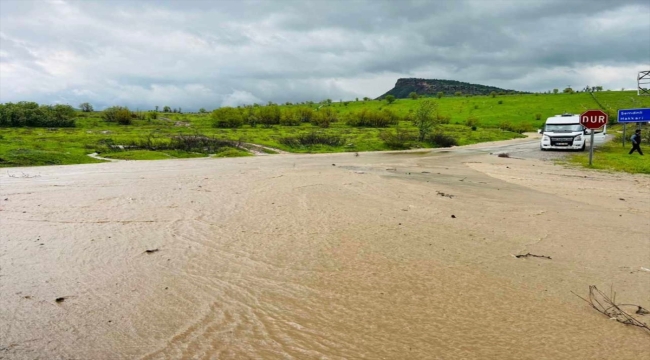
378 78 523 99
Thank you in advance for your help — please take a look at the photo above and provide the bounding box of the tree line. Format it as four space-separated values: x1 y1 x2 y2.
0 102 76 127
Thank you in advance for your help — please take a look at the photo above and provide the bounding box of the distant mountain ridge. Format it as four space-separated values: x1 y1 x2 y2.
378 78 524 99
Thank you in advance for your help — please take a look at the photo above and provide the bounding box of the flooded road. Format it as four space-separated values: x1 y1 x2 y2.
1 139 649 359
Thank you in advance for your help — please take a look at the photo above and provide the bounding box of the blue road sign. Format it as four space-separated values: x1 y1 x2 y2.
618 108 650 123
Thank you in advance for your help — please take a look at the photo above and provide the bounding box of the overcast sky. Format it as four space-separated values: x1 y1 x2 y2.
1 0 649 111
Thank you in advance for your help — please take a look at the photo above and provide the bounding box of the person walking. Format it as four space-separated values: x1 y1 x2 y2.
629 129 643 155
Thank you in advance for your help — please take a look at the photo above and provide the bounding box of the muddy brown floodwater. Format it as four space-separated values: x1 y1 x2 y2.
1 138 649 359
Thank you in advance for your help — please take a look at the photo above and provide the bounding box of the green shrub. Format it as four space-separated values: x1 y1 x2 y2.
296 107 314 122
465 116 479 128
379 127 417 149
434 113 451 124
258 105 281 127
346 108 399 127
428 132 458 147
279 132 344 147
280 108 301 126
498 100 503 105
0 102 76 127
103 106 132 125
311 107 338 128
535 113 542 120
211 107 243 128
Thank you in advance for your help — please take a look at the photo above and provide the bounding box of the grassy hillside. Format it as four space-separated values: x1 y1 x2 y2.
1 91 649 167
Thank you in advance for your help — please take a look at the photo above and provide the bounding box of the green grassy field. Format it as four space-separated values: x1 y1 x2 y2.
1 91 649 168
566 128 649 174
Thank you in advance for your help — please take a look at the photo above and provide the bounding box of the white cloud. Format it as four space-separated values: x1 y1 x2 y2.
221 90 263 107
0 0 648 110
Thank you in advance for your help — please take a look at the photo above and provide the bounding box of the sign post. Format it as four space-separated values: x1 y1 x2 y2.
617 109 650 148
580 110 609 166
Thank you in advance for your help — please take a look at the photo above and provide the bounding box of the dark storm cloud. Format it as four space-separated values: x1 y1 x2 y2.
0 0 648 110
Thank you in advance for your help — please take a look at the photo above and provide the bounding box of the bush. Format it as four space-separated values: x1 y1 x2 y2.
385 95 396 104
279 132 344 147
296 107 314 122
258 105 281 127
148 111 158 120
280 108 301 126
346 108 399 127
0 102 76 127
465 116 479 128
103 106 132 125
471 126 477 131
535 113 542 120
434 113 451 124
498 100 503 105
211 107 243 128
428 132 458 147
490 91 496 98
379 128 417 149
311 107 338 128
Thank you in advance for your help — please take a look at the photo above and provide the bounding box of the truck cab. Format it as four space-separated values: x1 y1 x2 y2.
540 114 606 151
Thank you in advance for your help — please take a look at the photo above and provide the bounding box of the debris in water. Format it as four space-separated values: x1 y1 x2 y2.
55 297 66 303
436 191 454 199
145 249 159 254
515 253 552 260
636 306 650 315
573 286 650 332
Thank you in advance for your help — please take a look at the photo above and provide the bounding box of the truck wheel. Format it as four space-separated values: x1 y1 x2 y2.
580 144 586 151
540 146 546 151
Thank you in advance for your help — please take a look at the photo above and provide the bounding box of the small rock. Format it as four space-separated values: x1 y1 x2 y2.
451 215 456 218
332 164 336 166
55 297 65 303
145 249 159 254
619 198 625 201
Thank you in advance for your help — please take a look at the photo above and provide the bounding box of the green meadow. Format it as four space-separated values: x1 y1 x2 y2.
1 91 648 170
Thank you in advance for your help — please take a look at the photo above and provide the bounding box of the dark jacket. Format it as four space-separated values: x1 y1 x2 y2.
631 133 641 145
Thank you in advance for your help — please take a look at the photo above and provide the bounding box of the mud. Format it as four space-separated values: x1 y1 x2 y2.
1 141 649 359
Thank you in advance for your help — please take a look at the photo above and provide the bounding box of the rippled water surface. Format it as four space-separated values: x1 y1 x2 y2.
1 149 649 359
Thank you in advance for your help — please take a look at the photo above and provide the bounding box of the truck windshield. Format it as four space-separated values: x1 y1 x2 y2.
545 124 583 133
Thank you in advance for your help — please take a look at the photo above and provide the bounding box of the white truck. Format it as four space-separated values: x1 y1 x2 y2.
539 114 606 151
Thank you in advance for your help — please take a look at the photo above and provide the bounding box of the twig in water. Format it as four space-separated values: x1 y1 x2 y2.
572 285 650 333
515 253 552 259
436 191 454 199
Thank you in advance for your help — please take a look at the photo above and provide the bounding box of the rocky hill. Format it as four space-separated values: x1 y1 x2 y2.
378 78 523 99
